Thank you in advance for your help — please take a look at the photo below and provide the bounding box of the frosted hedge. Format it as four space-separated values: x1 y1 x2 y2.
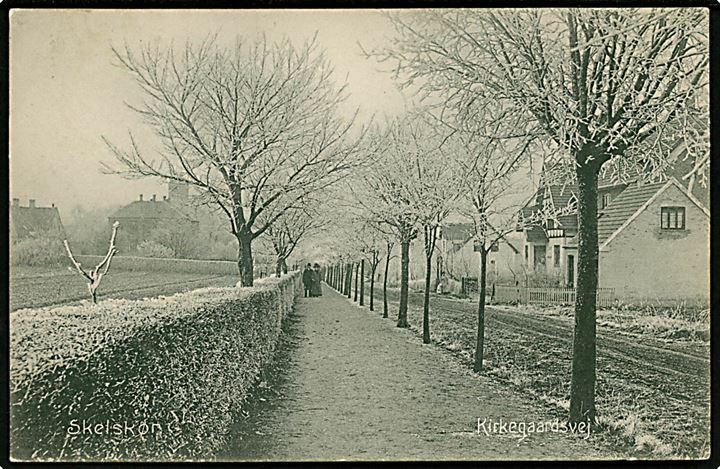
10 273 301 461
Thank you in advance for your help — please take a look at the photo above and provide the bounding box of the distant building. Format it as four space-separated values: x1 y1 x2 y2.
108 182 198 252
439 221 524 284
9 198 66 243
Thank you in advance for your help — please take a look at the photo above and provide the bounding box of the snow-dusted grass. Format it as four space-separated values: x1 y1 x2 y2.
10 273 301 461
493 300 710 343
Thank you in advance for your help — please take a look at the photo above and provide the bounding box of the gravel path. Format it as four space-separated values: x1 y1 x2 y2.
221 284 618 461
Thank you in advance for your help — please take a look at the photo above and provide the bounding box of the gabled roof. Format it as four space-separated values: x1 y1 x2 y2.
597 181 667 245
108 200 197 223
599 178 709 249
10 206 66 239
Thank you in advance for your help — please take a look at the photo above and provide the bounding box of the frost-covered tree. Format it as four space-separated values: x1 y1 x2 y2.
437 107 540 371
64 221 120 304
376 8 709 422
352 115 461 333
104 34 366 286
261 199 327 277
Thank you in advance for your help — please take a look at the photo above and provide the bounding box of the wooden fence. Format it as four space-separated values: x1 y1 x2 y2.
491 285 615 307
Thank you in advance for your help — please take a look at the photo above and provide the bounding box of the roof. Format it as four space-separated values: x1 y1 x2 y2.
548 185 578 230
599 178 709 249
441 223 474 242
10 206 66 239
108 200 197 223
596 181 669 245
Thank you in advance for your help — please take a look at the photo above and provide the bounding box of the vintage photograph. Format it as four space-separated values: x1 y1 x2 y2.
8 8 710 461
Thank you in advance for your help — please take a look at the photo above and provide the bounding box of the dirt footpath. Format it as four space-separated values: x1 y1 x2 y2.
221 285 618 461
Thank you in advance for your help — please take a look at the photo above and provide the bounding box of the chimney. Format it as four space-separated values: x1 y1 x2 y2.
29 199 36 208
152 194 157 201
12 198 19 207
139 194 144 201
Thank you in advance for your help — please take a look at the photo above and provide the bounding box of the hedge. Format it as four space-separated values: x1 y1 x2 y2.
10 272 302 461
74 255 240 275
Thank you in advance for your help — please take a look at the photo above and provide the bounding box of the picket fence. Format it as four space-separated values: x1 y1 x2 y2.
492 285 616 308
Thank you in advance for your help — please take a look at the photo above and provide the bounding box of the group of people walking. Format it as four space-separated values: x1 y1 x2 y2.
302 263 323 298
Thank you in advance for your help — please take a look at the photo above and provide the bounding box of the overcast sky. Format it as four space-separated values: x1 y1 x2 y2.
9 9 409 222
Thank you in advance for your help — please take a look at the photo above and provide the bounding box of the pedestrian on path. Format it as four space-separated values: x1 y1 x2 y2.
310 263 323 297
302 263 313 297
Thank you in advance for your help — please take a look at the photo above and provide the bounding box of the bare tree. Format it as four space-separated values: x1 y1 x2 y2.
351 120 424 328
436 108 538 371
64 221 120 304
104 34 366 286
376 8 708 423
262 200 327 277
408 116 465 344
346 215 388 313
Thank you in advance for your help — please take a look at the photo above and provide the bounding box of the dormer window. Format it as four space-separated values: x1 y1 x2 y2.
601 193 611 209
661 207 685 230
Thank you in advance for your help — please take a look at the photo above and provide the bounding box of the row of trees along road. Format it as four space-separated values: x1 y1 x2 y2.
100 10 709 429
349 115 463 334
345 105 541 367
374 9 709 424
103 35 368 286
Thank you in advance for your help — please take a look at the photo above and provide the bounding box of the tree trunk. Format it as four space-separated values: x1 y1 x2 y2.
346 263 353 298
275 256 284 277
281 259 288 274
422 249 432 343
435 254 443 291
422 226 437 344
354 262 359 302
369 263 377 311
360 259 365 306
383 248 391 319
569 163 600 424
474 244 487 372
397 239 411 328
236 231 254 287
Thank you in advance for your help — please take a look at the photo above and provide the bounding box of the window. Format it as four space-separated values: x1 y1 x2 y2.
553 245 560 267
661 207 685 230
524 245 529 260
601 193 611 209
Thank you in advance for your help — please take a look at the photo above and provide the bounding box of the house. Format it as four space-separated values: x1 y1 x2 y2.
596 179 709 300
108 182 199 252
517 176 709 300
438 220 524 284
9 198 66 243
